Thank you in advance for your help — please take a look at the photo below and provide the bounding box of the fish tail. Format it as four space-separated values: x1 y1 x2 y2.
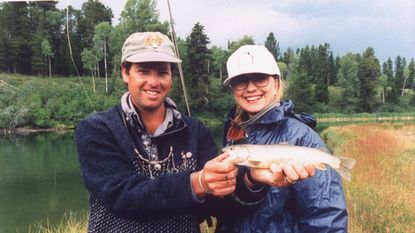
339 156 356 170
335 157 356 182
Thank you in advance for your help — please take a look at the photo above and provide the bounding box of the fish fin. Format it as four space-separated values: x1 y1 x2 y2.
314 163 327 170
247 160 261 167
338 156 356 170
330 157 356 182
335 165 352 182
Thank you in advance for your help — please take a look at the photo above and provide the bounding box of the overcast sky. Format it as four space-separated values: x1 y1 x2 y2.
57 0 415 63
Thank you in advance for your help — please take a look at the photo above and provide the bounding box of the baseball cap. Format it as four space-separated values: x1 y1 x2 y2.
223 45 280 86
121 32 181 63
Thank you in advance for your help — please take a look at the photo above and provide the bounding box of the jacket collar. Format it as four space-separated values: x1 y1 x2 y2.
121 92 186 137
243 99 317 129
256 100 294 125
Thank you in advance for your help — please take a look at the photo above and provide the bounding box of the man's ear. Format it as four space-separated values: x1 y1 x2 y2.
121 67 129 84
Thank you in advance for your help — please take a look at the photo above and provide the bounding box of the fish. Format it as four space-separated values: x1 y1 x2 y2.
222 144 356 181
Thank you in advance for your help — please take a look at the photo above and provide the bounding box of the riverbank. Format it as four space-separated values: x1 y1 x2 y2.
0 126 74 135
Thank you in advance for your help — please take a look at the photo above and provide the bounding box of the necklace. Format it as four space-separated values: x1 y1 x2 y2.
133 145 179 179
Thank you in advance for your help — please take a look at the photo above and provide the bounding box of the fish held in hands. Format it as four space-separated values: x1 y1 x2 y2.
222 144 356 181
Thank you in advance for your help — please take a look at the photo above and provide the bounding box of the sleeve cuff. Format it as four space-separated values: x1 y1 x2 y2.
232 166 269 205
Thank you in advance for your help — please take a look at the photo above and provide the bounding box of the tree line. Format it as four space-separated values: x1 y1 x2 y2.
0 0 414 121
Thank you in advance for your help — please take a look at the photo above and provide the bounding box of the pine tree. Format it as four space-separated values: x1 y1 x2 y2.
382 58 394 103
286 56 315 113
314 44 330 104
264 32 280 61
186 22 210 111
357 47 380 112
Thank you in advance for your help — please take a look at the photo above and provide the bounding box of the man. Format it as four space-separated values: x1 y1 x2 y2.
75 32 269 232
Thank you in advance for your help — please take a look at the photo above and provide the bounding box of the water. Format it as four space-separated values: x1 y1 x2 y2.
0 132 88 233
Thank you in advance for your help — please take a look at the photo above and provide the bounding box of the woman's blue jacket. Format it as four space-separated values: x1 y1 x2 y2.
217 100 348 233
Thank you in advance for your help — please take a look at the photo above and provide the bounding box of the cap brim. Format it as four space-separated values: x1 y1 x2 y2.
125 52 181 63
223 76 234 86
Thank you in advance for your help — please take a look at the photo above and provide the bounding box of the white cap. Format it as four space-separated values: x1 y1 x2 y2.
224 45 280 86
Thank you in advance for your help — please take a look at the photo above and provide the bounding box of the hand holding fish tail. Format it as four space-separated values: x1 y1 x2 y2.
192 152 238 198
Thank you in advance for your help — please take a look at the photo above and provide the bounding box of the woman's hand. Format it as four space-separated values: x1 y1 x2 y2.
248 162 315 187
191 153 238 198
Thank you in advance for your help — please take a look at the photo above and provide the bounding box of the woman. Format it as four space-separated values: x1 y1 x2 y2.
216 45 348 232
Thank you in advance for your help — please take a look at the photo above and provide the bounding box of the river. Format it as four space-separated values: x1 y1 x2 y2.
0 132 87 233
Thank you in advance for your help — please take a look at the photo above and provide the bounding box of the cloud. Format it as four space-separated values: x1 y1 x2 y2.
57 0 414 62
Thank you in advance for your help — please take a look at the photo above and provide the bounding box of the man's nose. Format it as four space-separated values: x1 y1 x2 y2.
146 71 160 85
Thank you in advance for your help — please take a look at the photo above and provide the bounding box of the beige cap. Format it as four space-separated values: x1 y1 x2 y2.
224 45 280 86
121 32 181 63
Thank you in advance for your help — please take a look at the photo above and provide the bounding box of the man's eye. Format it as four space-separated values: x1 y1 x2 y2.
137 69 149 74
158 71 170 75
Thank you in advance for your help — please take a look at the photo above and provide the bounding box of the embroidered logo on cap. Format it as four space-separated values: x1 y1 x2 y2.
144 34 164 49
238 52 254 67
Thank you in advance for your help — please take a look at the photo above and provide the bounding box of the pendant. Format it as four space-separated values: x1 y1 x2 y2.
186 152 192 158
154 163 162 170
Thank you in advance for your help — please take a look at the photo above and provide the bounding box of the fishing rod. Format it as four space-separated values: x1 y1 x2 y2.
64 0 96 112
166 0 191 116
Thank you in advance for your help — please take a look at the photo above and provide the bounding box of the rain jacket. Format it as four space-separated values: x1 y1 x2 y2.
217 100 348 233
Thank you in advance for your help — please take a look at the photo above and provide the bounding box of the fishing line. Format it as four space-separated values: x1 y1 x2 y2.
166 0 191 116
65 0 95 112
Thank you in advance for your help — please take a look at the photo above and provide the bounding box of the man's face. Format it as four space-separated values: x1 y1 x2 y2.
122 62 173 113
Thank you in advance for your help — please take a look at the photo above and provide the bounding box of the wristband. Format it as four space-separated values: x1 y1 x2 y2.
245 169 265 191
198 169 212 194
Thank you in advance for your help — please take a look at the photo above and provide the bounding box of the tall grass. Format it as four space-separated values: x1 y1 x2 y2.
321 123 415 233
28 211 87 233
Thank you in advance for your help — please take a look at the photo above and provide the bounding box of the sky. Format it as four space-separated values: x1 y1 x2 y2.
56 0 415 63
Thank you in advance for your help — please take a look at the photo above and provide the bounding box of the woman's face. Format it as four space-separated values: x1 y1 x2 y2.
231 73 280 115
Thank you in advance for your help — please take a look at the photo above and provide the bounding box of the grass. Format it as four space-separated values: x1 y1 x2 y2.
321 123 415 233
28 211 87 233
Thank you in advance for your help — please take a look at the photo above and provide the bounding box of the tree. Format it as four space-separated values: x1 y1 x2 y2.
286 55 315 113
408 59 415 89
357 47 380 112
382 58 394 103
78 0 113 49
264 32 280 61
391 56 405 101
81 48 97 92
93 21 113 93
336 53 359 113
209 46 226 80
186 22 210 111
41 40 53 77
281 47 295 79
1 2 31 73
119 0 168 36
227 35 255 55
328 52 337 85
60 6 83 76
314 44 330 104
